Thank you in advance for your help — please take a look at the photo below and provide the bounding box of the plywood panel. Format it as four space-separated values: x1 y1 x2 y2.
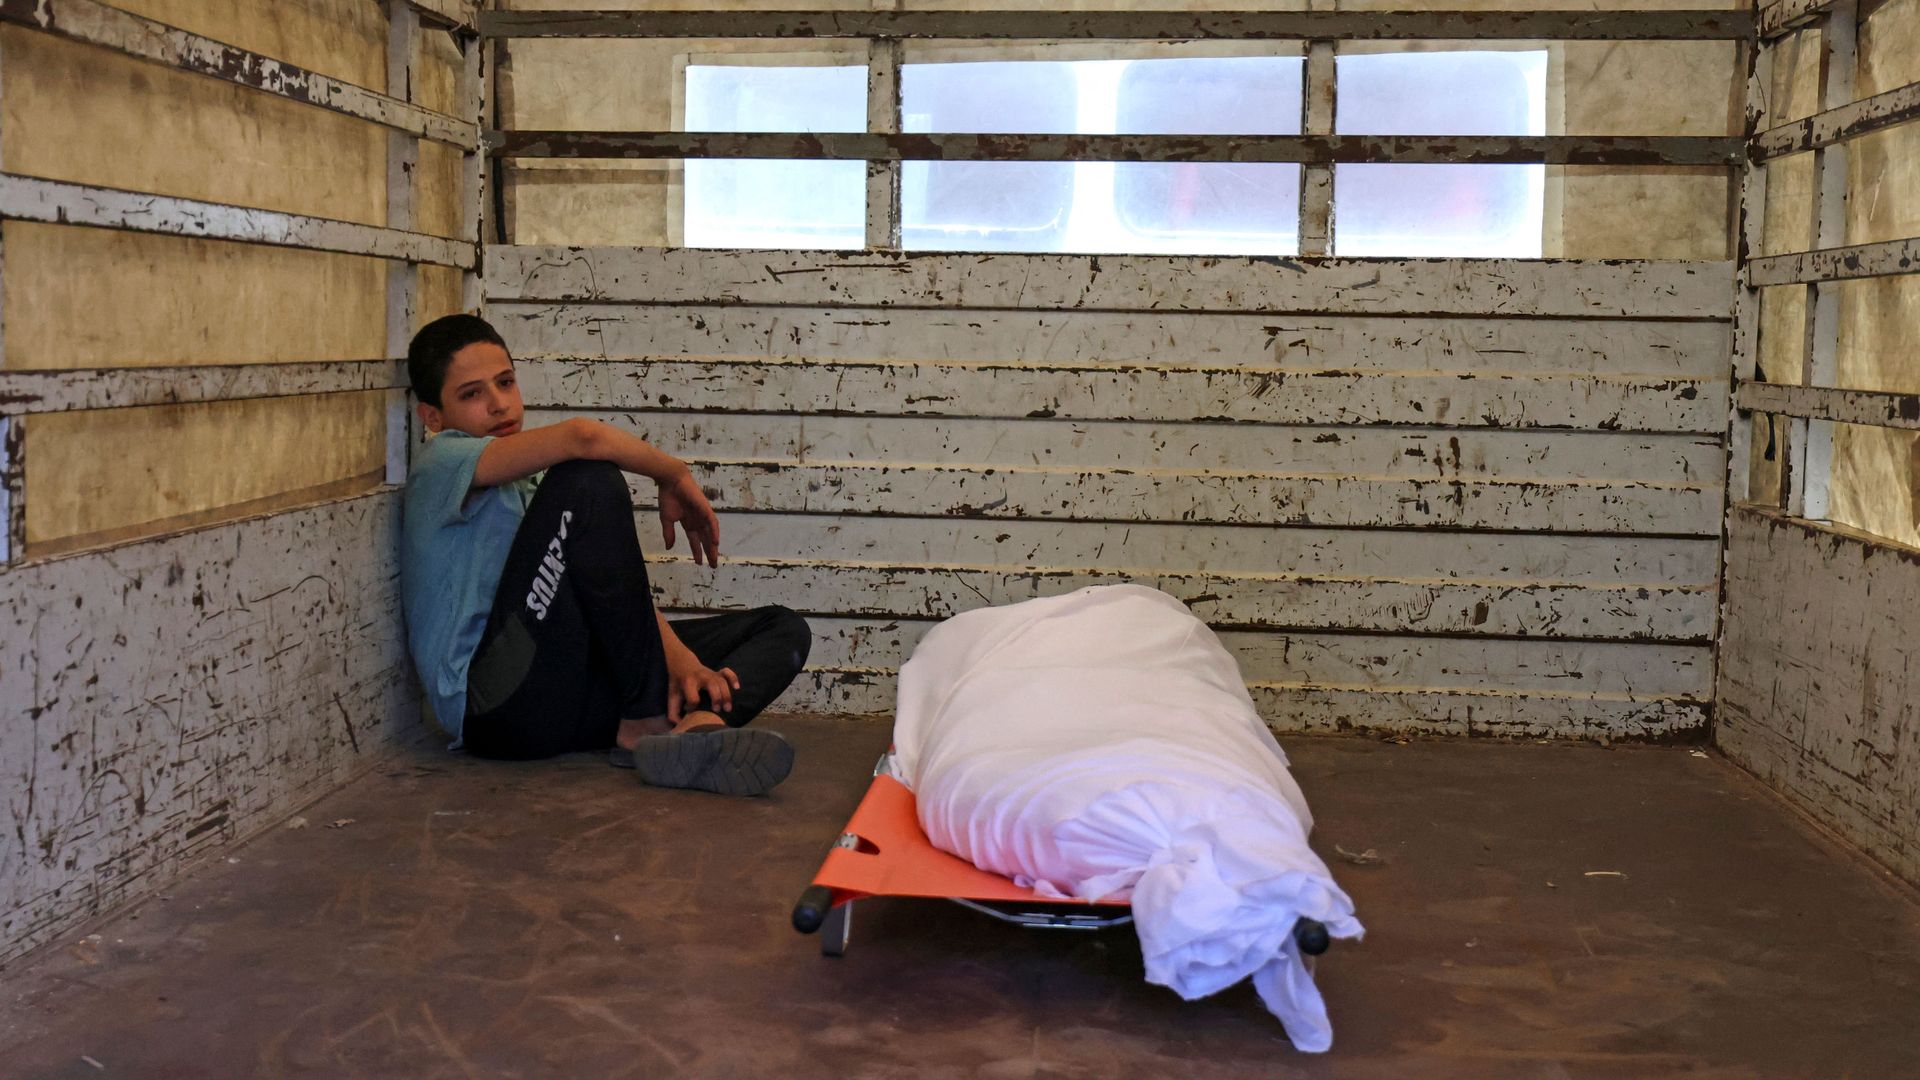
419 264 469 327
23 392 386 556
0 491 417 963
417 139 469 240
1829 422 1920 547
0 28 385 226
2 224 387 369
1554 167 1732 259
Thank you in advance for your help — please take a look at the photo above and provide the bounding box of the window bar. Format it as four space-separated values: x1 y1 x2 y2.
866 38 903 252
1299 37 1336 256
1787 0 1856 521
386 0 421 486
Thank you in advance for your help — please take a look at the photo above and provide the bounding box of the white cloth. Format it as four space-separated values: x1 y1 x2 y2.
892 584 1363 1052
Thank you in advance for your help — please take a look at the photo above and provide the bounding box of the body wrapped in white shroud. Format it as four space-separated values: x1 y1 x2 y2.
892 585 1363 1052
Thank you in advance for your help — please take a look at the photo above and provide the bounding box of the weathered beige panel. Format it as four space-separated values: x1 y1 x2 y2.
1717 507 1920 888
419 264 469 326
1762 25 1824 128
560 409 1725 483
681 510 1723 584
1554 167 1732 259
417 140 469 241
2 224 387 369
108 0 389 90
1560 40 1738 136
416 21 466 117
1845 123 1920 247
23 393 386 555
1760 153 1813 257
651 555 1715 641
1859 0 1920 97
487 247 1735 317
518 357 1726 433
0 28 385 226
497 304 1730 377
1828 422 1920 547
0 492 418 963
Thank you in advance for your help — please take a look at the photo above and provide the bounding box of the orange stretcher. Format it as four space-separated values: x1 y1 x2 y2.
791 755 1331 959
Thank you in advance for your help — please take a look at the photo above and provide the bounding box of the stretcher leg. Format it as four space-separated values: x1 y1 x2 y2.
821 899 852 957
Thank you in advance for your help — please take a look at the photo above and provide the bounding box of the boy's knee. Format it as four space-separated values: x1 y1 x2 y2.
543 458 629 508
762 605 812 671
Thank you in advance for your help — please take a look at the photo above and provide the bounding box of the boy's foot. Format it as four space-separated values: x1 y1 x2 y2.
622 728 795 797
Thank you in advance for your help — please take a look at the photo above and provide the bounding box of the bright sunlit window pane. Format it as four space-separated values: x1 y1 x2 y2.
1113 56 1302 254
1333 51 1547 257
682 64 867 249
902 61 1080 251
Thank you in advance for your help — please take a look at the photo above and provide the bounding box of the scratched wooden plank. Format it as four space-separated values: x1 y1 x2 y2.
562 410 1727 485
773 615 1712 697
493 304 1731 377
648 556 1716 642
484 247 1735 319
516 357 1725 434
1717 506 1920 887
781 668 1708 737
674 512 1722 585
638 460 1720 535
0 491 419 964
0 361 404 414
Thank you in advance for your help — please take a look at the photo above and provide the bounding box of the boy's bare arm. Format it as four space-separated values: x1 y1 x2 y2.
473 417 682 488
475 417 724 567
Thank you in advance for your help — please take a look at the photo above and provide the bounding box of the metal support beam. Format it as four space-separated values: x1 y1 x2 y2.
0 173 477 269
1750 80 1920 161
0 361 407 414
0 0 478 149
480 9 1754 41
1299 39 1336 257
865 39 902 252
489 130 1742 167
1787 0 1855 521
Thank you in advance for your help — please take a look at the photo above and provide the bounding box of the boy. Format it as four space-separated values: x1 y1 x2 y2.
400 314 810 796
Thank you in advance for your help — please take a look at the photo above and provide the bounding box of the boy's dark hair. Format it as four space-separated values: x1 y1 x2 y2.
408 314 508 408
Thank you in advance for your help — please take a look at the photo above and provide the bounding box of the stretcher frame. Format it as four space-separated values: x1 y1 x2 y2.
792 754 1331 959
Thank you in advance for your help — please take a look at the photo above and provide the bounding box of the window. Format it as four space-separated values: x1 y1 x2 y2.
682 63 867 249
1334 50 1549 257
680 49 1547 256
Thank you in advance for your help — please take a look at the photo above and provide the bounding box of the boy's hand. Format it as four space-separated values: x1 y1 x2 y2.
668 661 740 724
658 469 722 567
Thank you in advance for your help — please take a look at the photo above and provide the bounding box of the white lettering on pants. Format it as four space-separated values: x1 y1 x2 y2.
525 510 572 620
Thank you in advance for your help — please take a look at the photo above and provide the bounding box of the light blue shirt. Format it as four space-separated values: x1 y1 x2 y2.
400 431 539 743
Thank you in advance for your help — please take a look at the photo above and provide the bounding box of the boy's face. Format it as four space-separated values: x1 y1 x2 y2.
417 341 522 438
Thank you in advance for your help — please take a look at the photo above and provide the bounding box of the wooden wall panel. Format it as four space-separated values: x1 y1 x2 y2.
22 392 386 557
0 28 386 226
1 224 388 370
1718 507 1920 888
107 0 389 89
490 249 1733 738
0 492 415 963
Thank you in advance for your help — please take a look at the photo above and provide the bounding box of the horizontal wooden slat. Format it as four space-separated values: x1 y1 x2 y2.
783 615 1711 696
493 303 1732 377
677 510 1720 585
1746 237 1920 286
649 555 1715 641
0 361 404 414
409 0 476 33
521 357 1724 433
0 0 479 148
485 247 1736 318
479 9 1754 41
690 511 1722 584
655 459 1719 535
782 668 1707 737
491 131 1741 167
0 174 476 269
1734 381 1920 430
1759 0 1833 38
1751 82 1920 162
572 409 1725 484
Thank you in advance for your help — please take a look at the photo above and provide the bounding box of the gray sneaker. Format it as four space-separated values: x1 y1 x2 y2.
627 728 795 797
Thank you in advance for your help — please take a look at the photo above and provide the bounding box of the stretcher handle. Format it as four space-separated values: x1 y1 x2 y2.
793 884 834 934
1293 917 1331 956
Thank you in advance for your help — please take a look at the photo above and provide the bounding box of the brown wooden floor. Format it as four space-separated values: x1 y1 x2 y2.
3 716 1918 1078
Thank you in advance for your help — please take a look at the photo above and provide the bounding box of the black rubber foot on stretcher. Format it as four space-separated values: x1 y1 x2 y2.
792 885 833 934
1294 917 1330 956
